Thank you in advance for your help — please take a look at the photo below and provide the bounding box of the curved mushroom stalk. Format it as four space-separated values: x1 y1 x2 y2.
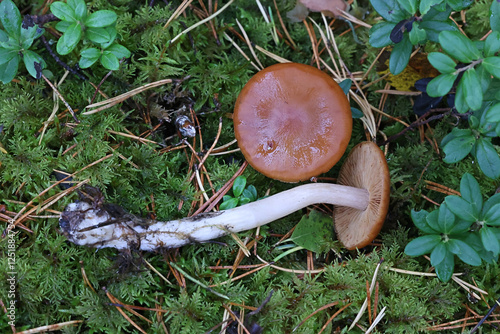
60 183 369 251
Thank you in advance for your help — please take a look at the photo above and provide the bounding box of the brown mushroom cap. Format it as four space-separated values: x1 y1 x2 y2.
233 63 352 183
334 141 390 249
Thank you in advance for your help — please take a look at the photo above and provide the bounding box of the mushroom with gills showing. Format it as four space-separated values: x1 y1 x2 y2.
233 62 352 183
59 142 390 251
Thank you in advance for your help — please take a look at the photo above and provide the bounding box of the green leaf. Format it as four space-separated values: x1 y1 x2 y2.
448 219 473 234
418 19 458 43
475 138 500 179
399 0 417 14
426 73 456 97
439 31 480 63
437 203 456 233
0 47 17 65
369 21 396 47
291 210 334 254
350 107 363 118
440 128 472 147
85 27 111 44
85 10 117 28
485 102 500 122
461 69 483 111
446 0 473 11
430 242 447 266
0 54 19 84
74 2 87 21
232 176 246 198
476 64 492 95
0 0 21 40
79 48 101 68
99 26 117 49
0 30 8 42
448 239 482 266
484 203 500 226
22 50 45 79
55 21 72 33
242 185 257 202
454 75 469 113
428 52 456 74
491 0 500 33
480 226 500 256
404 234 441 256
482 193 500 217
434 252 454 282
484 31 500 57
482 57 500 79
219 197 239 210
106 43 131 59
338 79 352 95
50 2 77 22
370 0 407 22
442 134 475 163
420 0 442 15
389 34 412 75
20 25 43 49
56 23 82 55
411 209 439 233
445 195 477 222
100 51 119 70
409 22 427 45
459 173 483 214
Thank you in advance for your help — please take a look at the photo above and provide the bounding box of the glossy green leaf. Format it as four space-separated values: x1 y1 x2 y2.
434 252 454 282
446 0 473 11
484 203 500 226
242 185 257 202
232 176 246 198
482 57 500 79
79 48 101 68
448 239 482 266
426 73 456 97
20 24 43 49
85 10 117 28
475 139 500 179
338 79 352 95
389 34 412 75
350 107 364 118
459 173 483 214
55 21 72 33
440 128 472 147
445 195 477 222
418 19 458 43
428 52 456 74
0 54 19 84
420 0 442 15
22 50 45 79
482 193 500 217
74 1 87 21
480 226 500 256
437 203 456 233
485 102 500 122
491 0 500 33
442 134 475 163
0 47 17 65
454 74 469 113
50 2 77 22
439 31 480 63
370 0 407 22
476 64 492 95
411 209 438 233
484 31 500 57
291 210 334 254
409 22 427 45
100 52 119 70
56 23 82 55
219 197 239 210
0 30 8 42
369 22 396 48
398 0 417 14
0 0 21 40
430 242 447 266
106 43 131 59
85 27 111 44
462 69 483 110
404 234 441 256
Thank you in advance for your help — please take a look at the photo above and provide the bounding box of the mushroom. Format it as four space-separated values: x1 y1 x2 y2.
233 62 352 183
60 142 390 251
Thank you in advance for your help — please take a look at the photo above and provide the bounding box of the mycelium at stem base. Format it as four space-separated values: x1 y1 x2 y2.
59 183 369 251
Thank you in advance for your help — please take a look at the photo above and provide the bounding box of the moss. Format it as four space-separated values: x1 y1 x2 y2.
0 0 499 333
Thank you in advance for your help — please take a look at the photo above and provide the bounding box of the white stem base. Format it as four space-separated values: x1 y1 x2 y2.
60 183 369 251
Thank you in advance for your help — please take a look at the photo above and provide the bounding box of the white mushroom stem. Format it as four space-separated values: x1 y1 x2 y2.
60 183 369 251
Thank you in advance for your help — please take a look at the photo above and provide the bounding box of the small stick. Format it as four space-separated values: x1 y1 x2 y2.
41 74 79 122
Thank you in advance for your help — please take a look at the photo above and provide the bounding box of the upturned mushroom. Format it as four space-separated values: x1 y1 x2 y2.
60 142 390 251
233 62 352 183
